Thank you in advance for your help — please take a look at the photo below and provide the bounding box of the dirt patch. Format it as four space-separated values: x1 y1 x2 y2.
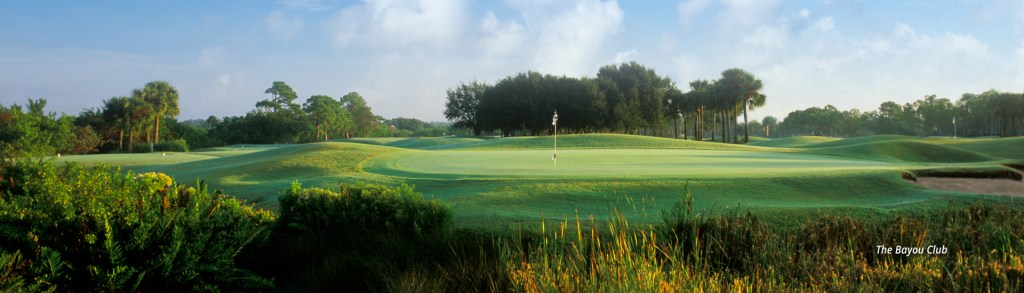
913 177 1024 196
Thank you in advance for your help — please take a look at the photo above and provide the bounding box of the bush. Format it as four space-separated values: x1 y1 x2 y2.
0 161 274 291
268 182 452 292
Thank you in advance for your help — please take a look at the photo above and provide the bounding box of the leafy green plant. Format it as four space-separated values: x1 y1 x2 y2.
268 182 453 292
0 160 274 291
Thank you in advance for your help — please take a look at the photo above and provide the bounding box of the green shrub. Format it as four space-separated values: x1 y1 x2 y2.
0 160 274 291
269 182 452 292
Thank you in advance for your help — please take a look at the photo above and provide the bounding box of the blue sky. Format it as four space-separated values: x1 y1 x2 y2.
2 0 1023 122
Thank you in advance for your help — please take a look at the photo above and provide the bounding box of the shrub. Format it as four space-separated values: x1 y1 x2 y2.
0 160 274 291
268 182 453 292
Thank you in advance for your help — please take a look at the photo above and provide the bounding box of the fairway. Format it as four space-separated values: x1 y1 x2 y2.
365 149 914 179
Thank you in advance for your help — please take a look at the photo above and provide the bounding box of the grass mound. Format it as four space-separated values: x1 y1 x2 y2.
799 135 933 148
135 142 399 206
748 136 840 148
340 137 406 145
426 134 760 151
805 140 994 163
948 137 1024 159
383 137 484 149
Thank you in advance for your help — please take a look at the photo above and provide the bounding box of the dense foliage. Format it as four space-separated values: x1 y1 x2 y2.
444 62 766 142
265 182 453 292
0 99 85 158
758 90 1024 138
0 161 274 291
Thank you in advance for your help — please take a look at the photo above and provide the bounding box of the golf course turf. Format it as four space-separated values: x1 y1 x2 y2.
55 134 1023 225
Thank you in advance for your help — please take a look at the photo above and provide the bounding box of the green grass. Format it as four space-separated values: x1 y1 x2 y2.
802 140 995 162
133 142 401 206
382 137 484 149
423 134 764 151
60 134 1022 225
748 136 840 147
54 152 220 167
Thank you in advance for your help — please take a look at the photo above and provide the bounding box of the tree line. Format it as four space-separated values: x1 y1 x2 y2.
1 81 453 157
754 90 1024 138
445 62 767 143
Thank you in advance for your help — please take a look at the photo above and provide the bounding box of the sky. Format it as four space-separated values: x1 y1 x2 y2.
2 0 1023 123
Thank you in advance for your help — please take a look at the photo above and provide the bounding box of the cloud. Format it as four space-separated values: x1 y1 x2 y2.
743 24 787 51
266 10 304 40
314 0 626 120
198 47 225 67
531 0 624 76
612 50 638 64
366 0 467 48
278 0 330 11
677 0 712 18
798 8 810 19
667 7 1015 122
808 16 834 33
479 11 527 58
718 0 783 30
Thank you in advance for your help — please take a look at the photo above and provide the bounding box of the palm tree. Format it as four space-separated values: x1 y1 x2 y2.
138 81 180 147
718 68 764 143
102 96 130 151
125 95 153 152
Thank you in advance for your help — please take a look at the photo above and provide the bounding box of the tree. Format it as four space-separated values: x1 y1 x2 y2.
916 95 954 136
340 92 376 137
125 94 153 152
761 116 777 138
444 81 489 136
102 96 132 151
263 81 300 113
0 99 75 158
304 95 353 141
716 68 763 143
137 81 180 150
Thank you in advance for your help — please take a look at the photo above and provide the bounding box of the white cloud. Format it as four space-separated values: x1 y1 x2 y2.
479 11 527 58
327 7 362 49
667 9 1015 122
718 0 783 29
743 24 787 50
266 10 304 40
198 47 225 67
612 50 638 64
365 0 467 48
677 0 712 18
798 8 810 19
808 16 834 33
532 0 624 76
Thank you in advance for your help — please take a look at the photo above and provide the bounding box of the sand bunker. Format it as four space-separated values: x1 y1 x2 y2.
914 177 1024 196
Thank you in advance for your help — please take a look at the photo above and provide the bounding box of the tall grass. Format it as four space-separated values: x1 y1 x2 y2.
489 188 1024 291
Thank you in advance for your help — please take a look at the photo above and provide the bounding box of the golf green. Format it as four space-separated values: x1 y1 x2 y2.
364 149 919 179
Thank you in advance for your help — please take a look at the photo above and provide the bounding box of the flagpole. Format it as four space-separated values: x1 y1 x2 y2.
553 110 558 167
